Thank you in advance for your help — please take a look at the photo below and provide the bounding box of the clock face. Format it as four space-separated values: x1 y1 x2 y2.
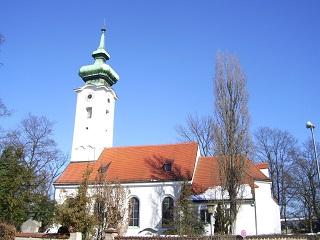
85 92 95 101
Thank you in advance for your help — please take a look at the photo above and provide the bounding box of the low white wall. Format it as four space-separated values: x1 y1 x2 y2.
15 232 82 240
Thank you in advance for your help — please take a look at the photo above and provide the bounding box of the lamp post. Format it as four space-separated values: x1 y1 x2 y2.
306 121 320 183
207 204 217 237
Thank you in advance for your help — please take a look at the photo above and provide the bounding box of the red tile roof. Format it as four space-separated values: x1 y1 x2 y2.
192 156 270 194
255 162 268 170
55 142 199 184
55 142 270 198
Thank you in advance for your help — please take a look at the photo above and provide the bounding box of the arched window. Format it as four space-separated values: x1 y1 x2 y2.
129 197 139 227
162 196 174 226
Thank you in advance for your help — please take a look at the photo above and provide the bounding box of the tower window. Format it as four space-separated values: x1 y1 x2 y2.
106 109 109 114
86 107 92 119
108 98 110 103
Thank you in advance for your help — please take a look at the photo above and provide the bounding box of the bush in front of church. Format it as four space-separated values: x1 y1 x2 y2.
0 223 16 240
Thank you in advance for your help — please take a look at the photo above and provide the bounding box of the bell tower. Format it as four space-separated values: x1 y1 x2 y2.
71 28 119 162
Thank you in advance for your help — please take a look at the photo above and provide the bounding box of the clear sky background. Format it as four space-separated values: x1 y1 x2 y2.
0 1 320 156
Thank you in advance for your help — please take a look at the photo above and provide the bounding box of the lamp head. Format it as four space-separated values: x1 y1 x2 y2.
207 204 217 214
306 121 316 129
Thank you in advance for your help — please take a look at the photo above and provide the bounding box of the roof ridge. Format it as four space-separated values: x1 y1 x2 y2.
107 142 198 149
255 162 268 168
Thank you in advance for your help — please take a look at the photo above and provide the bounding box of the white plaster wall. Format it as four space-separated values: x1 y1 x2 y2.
71 84 117 162
16 232 82 240
193 201 256 236
54 181 182 236
254 181 281 234
125 182 182 236
54 185 79 205
259 168 269 177
235 203 257 236
54 180 281 236
215 181 280 236
197 181 280 236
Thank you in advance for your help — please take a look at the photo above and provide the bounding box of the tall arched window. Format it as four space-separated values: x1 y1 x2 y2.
162 196 174 226
129 197 139 227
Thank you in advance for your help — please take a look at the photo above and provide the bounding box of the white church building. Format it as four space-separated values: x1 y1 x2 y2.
54 28 281 236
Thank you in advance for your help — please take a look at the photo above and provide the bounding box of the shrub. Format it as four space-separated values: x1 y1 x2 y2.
0 223 16 240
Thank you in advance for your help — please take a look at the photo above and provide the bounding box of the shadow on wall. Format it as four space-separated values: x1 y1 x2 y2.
143 154 193 233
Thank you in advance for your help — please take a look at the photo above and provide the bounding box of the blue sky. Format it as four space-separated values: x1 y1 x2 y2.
0 1 320 155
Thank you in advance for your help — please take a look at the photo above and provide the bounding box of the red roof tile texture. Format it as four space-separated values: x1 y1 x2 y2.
55 142 199 184
55 142 270 196
255 162 269 170
192 156 270 194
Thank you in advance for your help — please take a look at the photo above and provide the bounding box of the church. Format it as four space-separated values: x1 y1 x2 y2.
54 28 281 236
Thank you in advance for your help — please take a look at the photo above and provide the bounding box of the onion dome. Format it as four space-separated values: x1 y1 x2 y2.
78 28 119 87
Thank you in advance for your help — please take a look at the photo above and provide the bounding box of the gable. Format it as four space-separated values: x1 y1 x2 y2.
54 142 199 185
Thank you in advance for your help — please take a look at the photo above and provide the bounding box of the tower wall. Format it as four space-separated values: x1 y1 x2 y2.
70 84 117 162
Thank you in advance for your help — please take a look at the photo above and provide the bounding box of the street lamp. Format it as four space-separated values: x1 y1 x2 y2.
207 204 217 237
306 121 320 183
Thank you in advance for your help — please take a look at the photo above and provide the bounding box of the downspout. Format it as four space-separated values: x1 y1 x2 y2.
253 201 258 235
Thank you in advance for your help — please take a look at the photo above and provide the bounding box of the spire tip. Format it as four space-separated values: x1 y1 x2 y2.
102 19 106 32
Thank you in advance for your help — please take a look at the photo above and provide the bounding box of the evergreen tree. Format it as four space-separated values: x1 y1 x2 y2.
0 146 55 230
214 203 228 234
0 146 29 227
55 167 97 240
168 181 205 236
30 194 56 232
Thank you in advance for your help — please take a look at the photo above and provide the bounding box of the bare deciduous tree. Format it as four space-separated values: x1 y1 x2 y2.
212 50 251 234
0 34 12 123
290 138 320 233
253 126 298 228
0 33 4 66
175 113 214 156
56 167 97 240
1 113 68 197
94 168 131 238
0 99 11 118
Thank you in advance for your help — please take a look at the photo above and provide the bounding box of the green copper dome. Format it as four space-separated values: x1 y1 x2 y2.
78 28 119 87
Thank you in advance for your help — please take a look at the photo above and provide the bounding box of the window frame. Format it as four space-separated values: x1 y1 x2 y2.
200 209 210 223
129 197 139 227
162 196 174 227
